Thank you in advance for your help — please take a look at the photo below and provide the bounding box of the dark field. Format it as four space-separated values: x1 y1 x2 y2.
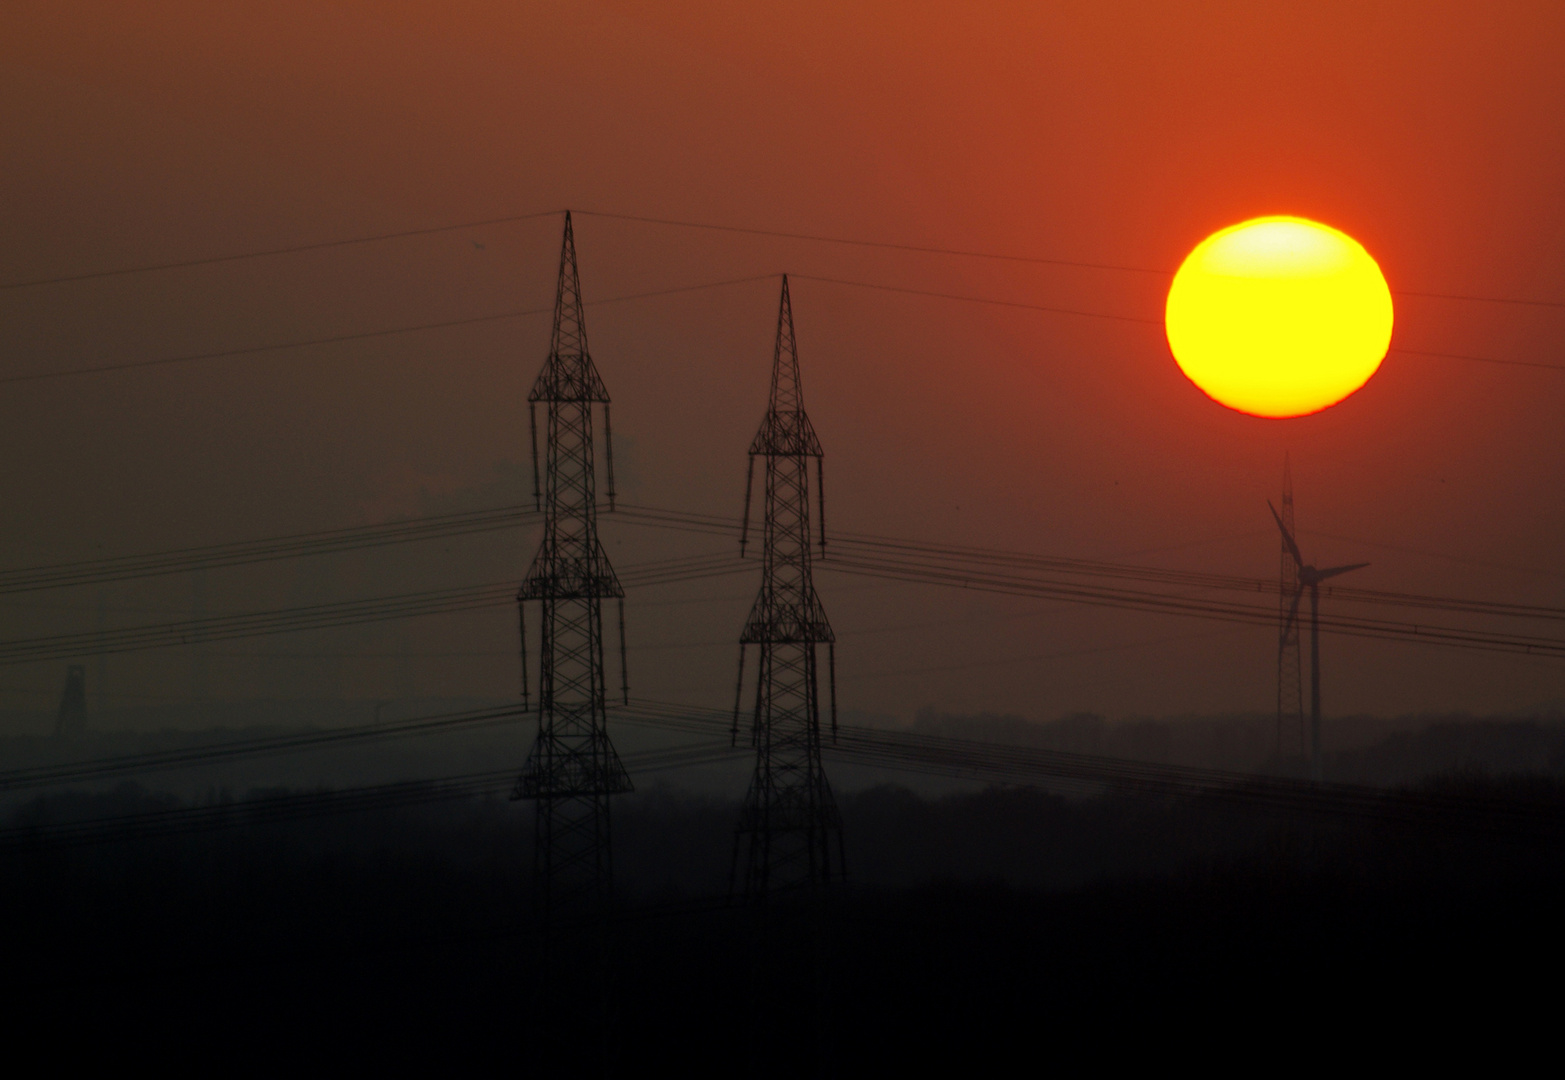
3 770 1559 1069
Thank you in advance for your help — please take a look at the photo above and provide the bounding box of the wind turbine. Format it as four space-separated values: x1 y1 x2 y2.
1268 501 1368 781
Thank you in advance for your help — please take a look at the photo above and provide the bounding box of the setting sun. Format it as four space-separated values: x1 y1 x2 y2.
1165 217 1394 418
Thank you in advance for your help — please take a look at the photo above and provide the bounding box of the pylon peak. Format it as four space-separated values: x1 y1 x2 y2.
531 211 609 405
751 275 823 458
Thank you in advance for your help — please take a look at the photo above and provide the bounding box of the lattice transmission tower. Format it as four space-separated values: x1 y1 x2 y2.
513 211 631 917
1277 457 1305 756
731 275 843 903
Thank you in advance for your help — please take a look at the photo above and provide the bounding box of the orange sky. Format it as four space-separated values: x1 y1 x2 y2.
2 2 1564 723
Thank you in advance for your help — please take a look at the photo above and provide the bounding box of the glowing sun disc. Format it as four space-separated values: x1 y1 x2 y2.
1164 217 1393 418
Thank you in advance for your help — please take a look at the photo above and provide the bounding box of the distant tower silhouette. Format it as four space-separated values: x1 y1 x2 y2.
513 211 631 917
55 664 86 739
1276 458 1305 755
731 275 842 902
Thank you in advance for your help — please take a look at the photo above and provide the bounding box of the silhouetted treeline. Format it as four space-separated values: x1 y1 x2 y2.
912 706 1565 780
8 706 1565 804
1 774 1559 1066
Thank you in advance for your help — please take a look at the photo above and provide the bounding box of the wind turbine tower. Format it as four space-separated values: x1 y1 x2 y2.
731 275 843 902
1276 460 1305 755
1269 496 1367 781
55 664 86 739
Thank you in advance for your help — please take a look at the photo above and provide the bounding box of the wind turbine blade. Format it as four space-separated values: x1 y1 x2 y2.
1267 500 1304 567
1315 561 1369 581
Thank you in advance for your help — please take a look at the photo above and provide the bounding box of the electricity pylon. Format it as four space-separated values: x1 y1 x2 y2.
513 211 631 917
731 275 843 903
1277 459 1305 756
1269 498 1367 782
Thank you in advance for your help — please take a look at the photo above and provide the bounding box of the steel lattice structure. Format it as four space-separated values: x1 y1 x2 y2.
1277 459 1305 755
731 275 843 902
513 212 631 917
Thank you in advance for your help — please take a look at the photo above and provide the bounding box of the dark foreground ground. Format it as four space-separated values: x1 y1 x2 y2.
1 778 1560 1070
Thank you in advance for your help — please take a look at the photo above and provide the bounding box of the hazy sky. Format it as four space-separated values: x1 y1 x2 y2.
3 2 1564 724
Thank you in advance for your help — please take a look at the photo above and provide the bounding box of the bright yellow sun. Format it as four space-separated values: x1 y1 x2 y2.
1164 216 1393 418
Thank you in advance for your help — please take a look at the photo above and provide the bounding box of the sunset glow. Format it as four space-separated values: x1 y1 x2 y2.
1165 217 1394 418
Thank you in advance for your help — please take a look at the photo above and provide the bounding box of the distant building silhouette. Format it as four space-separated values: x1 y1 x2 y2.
55 664 87 738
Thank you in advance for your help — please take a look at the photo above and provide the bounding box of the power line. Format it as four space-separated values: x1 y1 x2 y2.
1397 289 1565 312
0 500 737 596
824 527 1565 670
0 701 526 792
7 203 1557 313
8 499 1565 662
8 694 1560 846
789 275 1565 371
576 210 1565 311
574 209 1170 275
615 698 1565 838
836 626 1251 682
790 273 1161 326
8 268 1556 389
0 274 776 387
822 531 1565 624
0 741 742 849
0 702 717 799
0 210 565 291
0 554 748 667
0 504 539 594
0 581 516 665
817 551 1565 659
0 702 720 795
1 309 546 386
1389 346 1565 373
1298 527 1562 581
